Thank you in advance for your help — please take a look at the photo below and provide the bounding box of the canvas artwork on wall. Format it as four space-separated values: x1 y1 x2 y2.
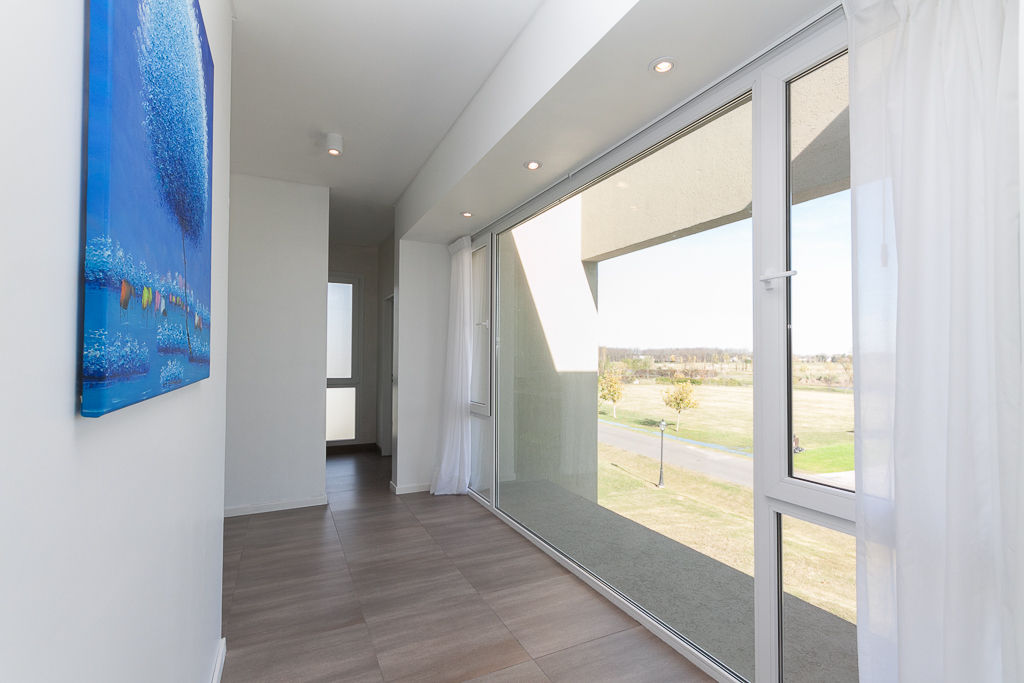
81 0 214 417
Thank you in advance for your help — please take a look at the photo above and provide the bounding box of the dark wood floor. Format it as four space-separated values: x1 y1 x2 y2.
221 451 711 682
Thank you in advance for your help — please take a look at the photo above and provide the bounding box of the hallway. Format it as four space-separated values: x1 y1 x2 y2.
221 451 710 682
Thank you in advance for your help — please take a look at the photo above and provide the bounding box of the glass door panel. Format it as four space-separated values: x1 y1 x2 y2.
496 97 755 679
780 514 857 682
787 53 854 490
470 415 493 501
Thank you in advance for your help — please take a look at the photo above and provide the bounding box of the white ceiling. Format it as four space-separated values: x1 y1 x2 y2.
231 0 838 248
401 0 839 244
230 0 545 246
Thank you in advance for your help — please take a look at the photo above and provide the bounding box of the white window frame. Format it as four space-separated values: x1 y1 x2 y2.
327 273 363 444
752 19 853 681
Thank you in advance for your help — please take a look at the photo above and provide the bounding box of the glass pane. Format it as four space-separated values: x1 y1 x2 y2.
787 54 854 490
471 246 489 405
497 98 755 680
469 414 493 501
780 515 857 682
326 387 356 441
327 282 353 379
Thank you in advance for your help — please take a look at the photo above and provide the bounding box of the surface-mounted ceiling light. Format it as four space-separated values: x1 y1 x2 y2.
461 211 473 218
524 160 542 171
326 132 343 157
650 58 674 74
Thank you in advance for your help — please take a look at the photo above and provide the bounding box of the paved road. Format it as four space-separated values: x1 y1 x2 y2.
598 421 754 487
598 422 856 490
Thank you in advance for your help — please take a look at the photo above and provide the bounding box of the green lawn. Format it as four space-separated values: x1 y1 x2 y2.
600 382 854 472
598 443 856 623
793 442 855 474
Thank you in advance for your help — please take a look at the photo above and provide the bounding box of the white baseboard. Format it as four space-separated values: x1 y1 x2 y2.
224 494 328 517
389 480 397 493
393 482 431 495
210 637 226 683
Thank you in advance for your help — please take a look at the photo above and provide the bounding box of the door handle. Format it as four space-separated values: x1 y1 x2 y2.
759 270 797 290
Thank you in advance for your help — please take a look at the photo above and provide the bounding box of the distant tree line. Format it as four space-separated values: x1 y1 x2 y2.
601 346 751 364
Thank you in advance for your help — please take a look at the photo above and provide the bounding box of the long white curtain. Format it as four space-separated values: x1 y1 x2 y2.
431 236 473 495
846 1 1021 680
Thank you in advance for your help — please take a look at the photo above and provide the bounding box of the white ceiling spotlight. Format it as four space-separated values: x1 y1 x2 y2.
461 211 473 218
326 132 343 157
649 57 675 74
524 160 542 171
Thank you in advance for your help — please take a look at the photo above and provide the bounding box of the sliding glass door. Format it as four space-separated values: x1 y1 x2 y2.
496 97 757 678
474 13 855 682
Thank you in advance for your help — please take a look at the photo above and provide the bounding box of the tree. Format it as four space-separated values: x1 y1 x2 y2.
837 354 854 387
598 373 624 418
137 0 211 360
663 382 698 431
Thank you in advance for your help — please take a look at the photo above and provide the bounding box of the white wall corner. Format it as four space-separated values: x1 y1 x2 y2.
210 638 227 683
394 240 451 492
395 483 432 495
224 175 329 512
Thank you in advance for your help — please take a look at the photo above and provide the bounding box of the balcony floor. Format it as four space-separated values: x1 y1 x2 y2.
221 450 710 682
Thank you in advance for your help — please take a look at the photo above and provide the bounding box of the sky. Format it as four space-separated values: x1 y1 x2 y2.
597 190 852 355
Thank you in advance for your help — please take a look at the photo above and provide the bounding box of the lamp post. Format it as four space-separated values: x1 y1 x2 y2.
658 419 667 488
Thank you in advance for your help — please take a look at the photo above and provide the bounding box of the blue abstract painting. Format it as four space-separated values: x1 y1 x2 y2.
81 0 214 417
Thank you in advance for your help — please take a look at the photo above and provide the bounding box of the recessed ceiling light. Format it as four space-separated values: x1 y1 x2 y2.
524 160 542 171
461 211 473 218
650 58 674 74
326 132 343 157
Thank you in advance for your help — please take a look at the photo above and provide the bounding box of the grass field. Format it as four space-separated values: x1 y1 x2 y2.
598 381 854 473
597 443 856 623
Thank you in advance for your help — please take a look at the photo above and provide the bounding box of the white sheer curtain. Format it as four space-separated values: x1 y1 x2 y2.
431 236 473 495
846 1 1021 680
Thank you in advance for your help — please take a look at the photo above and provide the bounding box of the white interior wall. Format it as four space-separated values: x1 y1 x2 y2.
225 174 329 515
0 1 232 681
394 239 451 492
327 243 379 446
377 235 396 456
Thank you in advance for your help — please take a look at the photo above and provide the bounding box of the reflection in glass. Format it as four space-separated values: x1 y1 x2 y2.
780 514 857 682
471 246 490 406
787 53 854 490
469 414 493 501
496 98 756 679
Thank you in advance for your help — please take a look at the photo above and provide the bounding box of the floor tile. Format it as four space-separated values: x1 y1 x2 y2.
234 549 347 585
465 660 551 683
222 453 708 682
226 593 365 648
368 595 530 682
453 541 568 594
337 521 435 555
223 623 383 683
355 565 477 622
535 627 712 682
483 574 637 658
